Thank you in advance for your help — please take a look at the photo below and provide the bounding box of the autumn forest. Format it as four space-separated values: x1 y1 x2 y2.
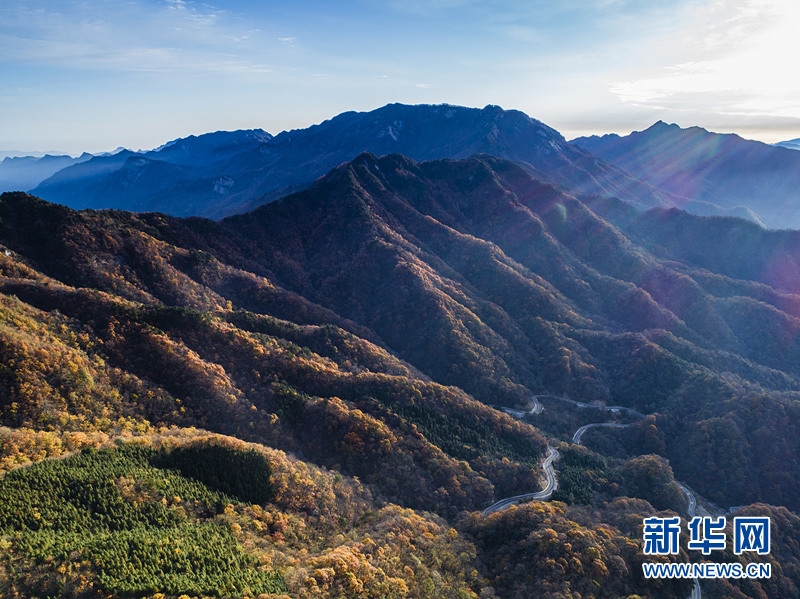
2 150 800 598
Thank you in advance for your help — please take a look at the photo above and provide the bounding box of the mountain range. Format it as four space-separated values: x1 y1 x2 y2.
14 103 800 232
6 151 800 507
26 103 674 219
572 121 800 229
3 106 800 597
3 149 800 595
0 152 92 192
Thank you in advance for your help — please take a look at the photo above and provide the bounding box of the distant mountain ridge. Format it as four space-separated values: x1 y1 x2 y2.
0 153 93 192
572 121 800 229
775 137 800 151
148 129 273 165
30 103 673 219
31 129 272 217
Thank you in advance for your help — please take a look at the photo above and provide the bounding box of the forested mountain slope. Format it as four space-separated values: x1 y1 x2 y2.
2 152 800 597
0 190 695 599
7 152 800 509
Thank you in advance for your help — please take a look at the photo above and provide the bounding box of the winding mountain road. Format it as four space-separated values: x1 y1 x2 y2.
482 446 559 515
537 395 646 418
488 396 645 517
676 482 697 518
569 409 701 599
490 393 702 599
675 482 702 599
500 395 543 418
572 422 631 444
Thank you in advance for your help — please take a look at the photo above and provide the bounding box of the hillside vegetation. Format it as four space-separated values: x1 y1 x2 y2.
1 152 800 597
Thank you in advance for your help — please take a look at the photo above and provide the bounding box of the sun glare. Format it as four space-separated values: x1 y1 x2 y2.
610 0 800 121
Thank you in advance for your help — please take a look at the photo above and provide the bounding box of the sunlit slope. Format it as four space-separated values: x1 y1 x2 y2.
3 152 800 511
0 193 548 518
574 121 800 228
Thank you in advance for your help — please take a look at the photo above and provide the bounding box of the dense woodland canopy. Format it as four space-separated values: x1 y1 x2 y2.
1 151 800 597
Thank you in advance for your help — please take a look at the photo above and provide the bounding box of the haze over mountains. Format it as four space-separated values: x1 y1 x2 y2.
6 102 798 232
29 129 273 219
24 103 676 219
0 153 92 192
775 137 800 151
4 104 800 597
572 121 800 229
2 103 797 232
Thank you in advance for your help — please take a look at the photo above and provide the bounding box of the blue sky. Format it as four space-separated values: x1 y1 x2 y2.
3 0 800 155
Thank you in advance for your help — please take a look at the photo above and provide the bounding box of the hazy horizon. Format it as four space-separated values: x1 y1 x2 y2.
3 102 800 160
3 1 800 155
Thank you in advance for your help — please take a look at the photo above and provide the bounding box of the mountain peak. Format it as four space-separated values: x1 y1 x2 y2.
574 119 800 228
644 120 681 134
28 103 670 219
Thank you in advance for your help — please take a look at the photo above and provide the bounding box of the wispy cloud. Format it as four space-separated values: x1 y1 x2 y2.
0 0 274 75
4 0 800 152
164 0 220 26
609 0 800 118
375 0 478 16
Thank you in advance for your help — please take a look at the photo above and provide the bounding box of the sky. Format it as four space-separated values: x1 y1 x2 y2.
2 0 800 155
